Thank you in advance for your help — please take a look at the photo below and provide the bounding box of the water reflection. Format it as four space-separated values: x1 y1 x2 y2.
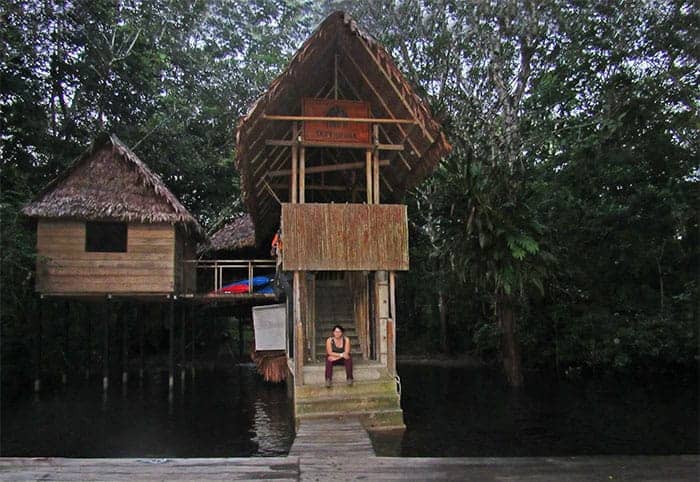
371 364 699 457
1 365 293 457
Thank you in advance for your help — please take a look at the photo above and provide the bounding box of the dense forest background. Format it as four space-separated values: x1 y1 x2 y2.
1 1 697 389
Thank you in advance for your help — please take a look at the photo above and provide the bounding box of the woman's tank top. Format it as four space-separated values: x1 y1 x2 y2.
330 337 345 353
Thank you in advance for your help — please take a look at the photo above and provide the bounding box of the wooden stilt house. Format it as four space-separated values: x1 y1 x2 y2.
235 12 451 430
22 133 205 298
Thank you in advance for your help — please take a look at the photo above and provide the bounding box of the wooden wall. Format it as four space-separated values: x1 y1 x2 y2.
174 228 197 294
281 203 409 271
35 220 176 294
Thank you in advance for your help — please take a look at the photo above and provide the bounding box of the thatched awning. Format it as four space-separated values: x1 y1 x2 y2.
22 133 205 240
235 11 451 241
205 214 256 252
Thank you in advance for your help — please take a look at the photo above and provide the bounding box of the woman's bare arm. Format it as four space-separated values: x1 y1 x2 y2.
343 336 351 358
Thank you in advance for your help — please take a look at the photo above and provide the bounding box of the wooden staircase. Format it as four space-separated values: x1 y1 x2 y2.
314 276 362 360
295 363 404 431
295 273 404 431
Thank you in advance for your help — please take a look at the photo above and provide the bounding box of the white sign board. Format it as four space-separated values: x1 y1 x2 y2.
252 303 286 351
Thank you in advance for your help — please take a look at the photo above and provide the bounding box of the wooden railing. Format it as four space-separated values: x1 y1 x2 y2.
184 259 276 294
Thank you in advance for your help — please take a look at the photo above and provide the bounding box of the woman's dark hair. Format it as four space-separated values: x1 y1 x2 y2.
332 325 344 333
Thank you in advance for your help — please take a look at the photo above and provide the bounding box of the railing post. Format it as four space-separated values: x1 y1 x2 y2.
248 261 253 294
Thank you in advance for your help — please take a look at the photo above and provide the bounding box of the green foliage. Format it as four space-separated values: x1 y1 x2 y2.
1 0 697 386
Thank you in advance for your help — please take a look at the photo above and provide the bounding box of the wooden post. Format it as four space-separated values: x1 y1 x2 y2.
33 299 43 393
62 302 70 384
293 271 303 385
373 125 380 204
191 305 196 379
102 304 110 392
180 304 186 385
365 149 373 204
389 271 397 376
139 305 145 380
86 306 91 381
291 123 298 204
299 146 306 203
238 316 244 359
248 261 253 293
387 320 395 377
122 305 129 385
168 299 174 391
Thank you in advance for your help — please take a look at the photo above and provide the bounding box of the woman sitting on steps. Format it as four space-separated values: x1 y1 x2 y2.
325 325 354 388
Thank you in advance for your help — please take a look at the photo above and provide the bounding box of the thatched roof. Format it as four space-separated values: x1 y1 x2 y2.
22 133 205 240
206 214 256 252
236 11 452 241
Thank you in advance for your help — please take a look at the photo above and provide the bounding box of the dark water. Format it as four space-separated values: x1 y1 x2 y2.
2 364 697 457
1 364 294 457
372 365 700 456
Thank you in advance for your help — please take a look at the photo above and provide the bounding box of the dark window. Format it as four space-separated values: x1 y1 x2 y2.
85 222 127 252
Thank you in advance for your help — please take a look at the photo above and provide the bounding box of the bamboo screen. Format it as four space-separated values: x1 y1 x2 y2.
281 203 409 271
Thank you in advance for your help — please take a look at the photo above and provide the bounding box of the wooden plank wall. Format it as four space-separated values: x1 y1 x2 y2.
281 203 409 271
174 229 197 294
36 220 175 294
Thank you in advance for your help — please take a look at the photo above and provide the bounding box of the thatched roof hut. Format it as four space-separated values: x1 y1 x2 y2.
23 133 204 296
235 11 452 241
23 132 205 239
206 214 256 253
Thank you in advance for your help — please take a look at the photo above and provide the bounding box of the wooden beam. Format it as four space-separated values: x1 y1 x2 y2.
293 271 303 386
354 37 435 143
299 146 305 203
265 139 404 151
291 124 298 204
336 65 407 191
263 180 282 204
270 183 366 192
373 125 380 204
254 142 291 192
366 148 372 204
263 114 416 124
342 50 424 156
268 159 390 177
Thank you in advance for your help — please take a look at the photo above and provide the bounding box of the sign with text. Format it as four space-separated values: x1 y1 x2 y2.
302 98 371 145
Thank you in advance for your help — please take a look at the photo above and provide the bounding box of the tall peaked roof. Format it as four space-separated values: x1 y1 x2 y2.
236 11 451 241
23 133 205 239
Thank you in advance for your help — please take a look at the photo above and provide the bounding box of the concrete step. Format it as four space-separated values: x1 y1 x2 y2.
296 409 405 431
302 363 388 384
296 379 398 399
296 393 400 416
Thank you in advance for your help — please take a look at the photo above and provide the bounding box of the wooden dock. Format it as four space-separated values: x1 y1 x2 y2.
1 419 697 481
289 417 374 458
0 454 697 481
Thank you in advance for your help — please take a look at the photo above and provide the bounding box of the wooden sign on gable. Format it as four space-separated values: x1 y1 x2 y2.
302 98 371 145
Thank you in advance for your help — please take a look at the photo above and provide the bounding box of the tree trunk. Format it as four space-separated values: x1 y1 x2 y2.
439 290 448 354
497 293 523 387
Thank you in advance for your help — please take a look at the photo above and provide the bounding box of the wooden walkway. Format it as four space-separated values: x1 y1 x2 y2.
289 416 374 458
0 454 697 481
1 419 697 481
0 457 297 481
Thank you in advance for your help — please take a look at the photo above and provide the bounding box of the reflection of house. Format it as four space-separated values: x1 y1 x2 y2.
22 133 204 297
235 12 451 430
